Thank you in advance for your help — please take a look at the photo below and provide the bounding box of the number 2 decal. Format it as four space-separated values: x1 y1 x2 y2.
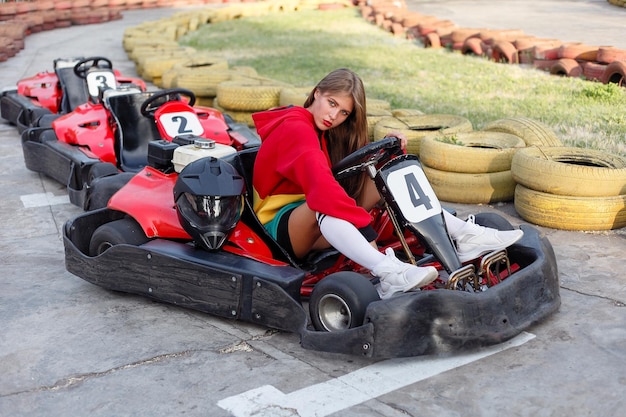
386 164 441 223
171 116 193 134
158 111 204 138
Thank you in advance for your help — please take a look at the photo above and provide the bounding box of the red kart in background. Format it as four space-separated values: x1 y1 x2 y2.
18 84 260 210
0 56 146 132
63 136 560 358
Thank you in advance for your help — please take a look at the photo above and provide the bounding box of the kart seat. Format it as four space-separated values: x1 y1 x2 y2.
226 149 297 265
105 90 161 172
54 59 90 114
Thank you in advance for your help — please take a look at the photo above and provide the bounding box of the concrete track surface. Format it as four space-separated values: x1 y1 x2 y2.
1 2 624 416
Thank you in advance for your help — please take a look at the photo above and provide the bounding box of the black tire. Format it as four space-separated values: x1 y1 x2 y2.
309 272 380 332
89 217 149 256
473 212 514 231
85 172 134 211
88 162 119 183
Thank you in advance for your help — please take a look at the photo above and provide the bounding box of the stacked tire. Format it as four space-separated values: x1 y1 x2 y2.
418 130 526 204
214 77 294 126
372 113 473 155
512 147 626 231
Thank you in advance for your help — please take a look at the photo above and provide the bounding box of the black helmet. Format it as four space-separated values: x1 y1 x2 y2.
173 157 245 251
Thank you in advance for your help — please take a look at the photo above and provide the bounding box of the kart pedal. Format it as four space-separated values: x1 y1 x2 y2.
446 264 478 291
478 249 511 287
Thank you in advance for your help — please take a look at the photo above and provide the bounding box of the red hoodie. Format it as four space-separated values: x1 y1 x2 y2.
252 106 372 228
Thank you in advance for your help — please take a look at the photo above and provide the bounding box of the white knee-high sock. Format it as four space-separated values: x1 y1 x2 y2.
316 213 385 270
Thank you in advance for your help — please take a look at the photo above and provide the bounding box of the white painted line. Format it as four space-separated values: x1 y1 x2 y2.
20 192 70 208
218 332 535 417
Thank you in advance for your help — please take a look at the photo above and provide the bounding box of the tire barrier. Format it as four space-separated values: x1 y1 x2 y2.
373 114 473 155
6 0 622 230
357 0 626 88
419 131 526 203
514 184 626 231
482 117 563 147
511 147 626 230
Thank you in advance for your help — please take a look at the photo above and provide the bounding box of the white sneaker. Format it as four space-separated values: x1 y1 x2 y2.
454 215 523 262
372 248 438 299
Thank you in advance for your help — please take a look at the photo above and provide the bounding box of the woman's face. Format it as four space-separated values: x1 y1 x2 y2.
308 89 353 132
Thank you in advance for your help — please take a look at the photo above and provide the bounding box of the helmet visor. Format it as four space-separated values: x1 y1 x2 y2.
177 193 243 250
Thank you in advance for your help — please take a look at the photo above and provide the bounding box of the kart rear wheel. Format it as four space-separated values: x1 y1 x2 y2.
88 162 118 183
89 217 149 256
309 272 380 332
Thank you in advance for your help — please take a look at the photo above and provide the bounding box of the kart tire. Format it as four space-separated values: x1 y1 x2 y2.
89 217 149 256
419 131 526 173
514 184 626 231
422 165 516 204
511 146 626 197
33 113 60 129
309 272 380 332
85 172 134 211
482 117 562 147
88 162 119 183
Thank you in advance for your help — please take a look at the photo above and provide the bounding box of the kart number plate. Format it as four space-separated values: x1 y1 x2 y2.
86 71 117 97
158 111 204 138
386 164 441 223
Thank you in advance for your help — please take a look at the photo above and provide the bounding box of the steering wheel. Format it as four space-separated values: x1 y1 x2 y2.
140 88 197 117
332 136 403 180
73 56 113 79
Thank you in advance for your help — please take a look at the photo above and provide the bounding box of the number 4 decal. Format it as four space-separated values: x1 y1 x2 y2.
386 164 441 223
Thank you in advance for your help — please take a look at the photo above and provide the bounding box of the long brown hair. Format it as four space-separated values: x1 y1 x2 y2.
303 68 369 199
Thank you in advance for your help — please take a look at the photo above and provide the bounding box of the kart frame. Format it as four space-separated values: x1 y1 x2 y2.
63 145 560 358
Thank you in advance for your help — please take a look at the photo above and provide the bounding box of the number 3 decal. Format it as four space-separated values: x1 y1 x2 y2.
386 164 441 223
86 71 117 97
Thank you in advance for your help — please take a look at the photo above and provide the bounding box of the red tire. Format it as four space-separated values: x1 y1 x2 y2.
550 58 582 78
533 59 558 72
424 32 441 48
602 61 626 86
581 61 608 82
558 43 598 61
533 45 561 60
462 37 485 56
596 46 626 64
491 40 518 64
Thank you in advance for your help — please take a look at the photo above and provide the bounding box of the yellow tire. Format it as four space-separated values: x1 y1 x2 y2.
374 114 473 155
514 184 626 231
216 78 292 112
511 146 626 197
420 131 526 173
482 117 562 146
423 165 516 204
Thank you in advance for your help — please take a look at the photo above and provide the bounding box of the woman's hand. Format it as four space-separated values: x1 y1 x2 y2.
385 131 407 150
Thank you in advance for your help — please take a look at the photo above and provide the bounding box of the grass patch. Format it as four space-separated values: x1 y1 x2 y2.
180 7 626 156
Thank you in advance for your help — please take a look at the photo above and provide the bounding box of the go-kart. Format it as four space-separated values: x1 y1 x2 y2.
19 85 260 210
0 56 146 132
63 137 560 358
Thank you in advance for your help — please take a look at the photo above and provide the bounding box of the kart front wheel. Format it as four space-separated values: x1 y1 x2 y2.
309 272 380 332
89 218 149 256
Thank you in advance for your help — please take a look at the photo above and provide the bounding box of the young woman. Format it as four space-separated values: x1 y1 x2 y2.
251 68 522 299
